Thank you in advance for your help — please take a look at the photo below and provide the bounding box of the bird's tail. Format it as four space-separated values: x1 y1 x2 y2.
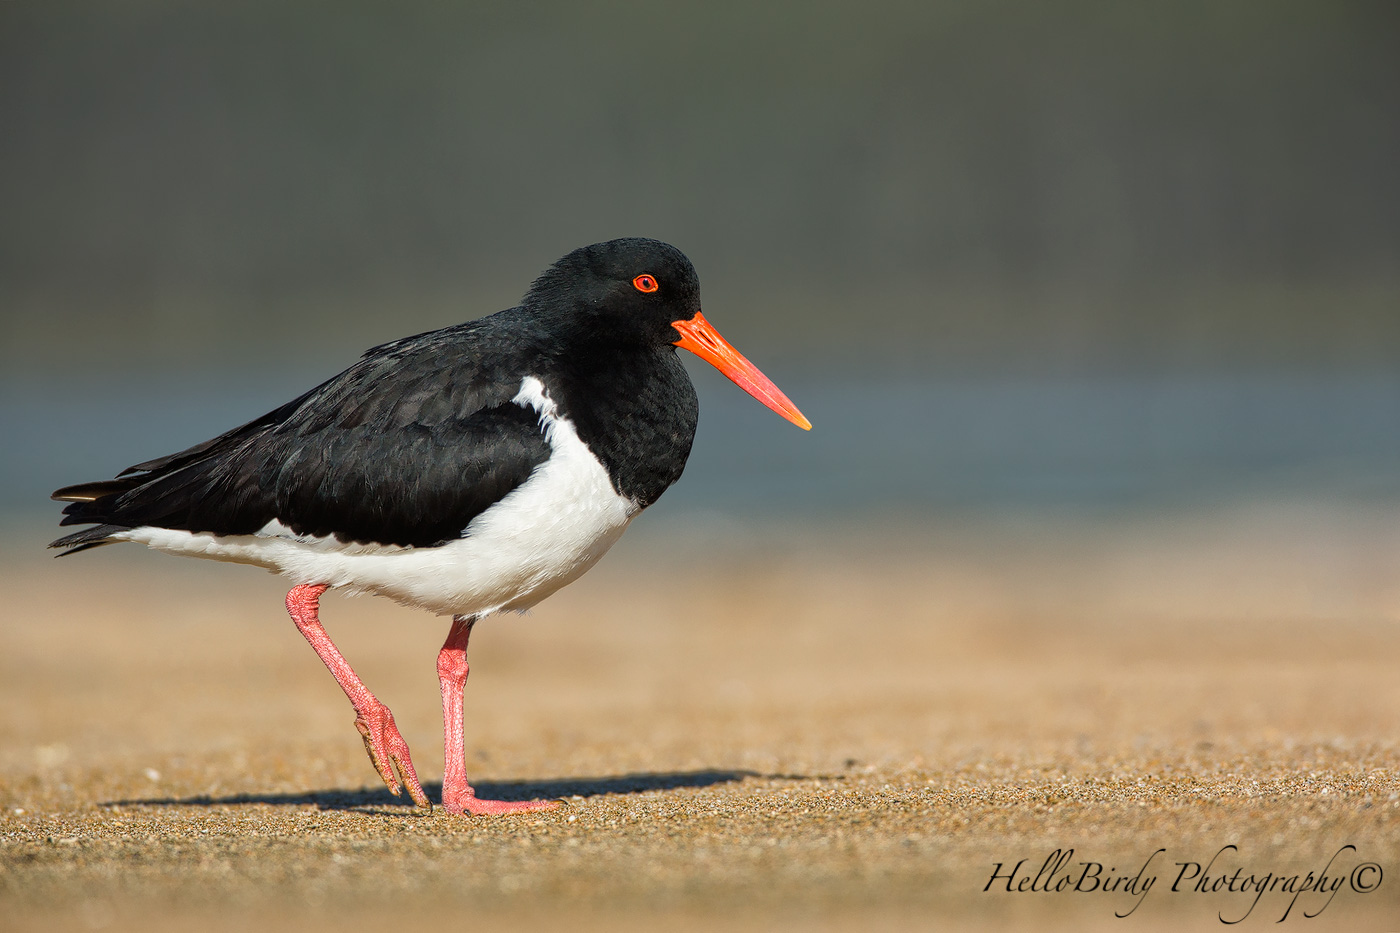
49 478 147 554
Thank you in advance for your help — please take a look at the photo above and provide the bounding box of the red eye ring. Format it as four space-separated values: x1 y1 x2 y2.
633 274 659 293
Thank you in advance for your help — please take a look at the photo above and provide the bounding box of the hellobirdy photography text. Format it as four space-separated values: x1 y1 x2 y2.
984 845 1382 922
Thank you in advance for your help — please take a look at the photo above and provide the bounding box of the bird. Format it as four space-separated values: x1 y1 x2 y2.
50 237 810 815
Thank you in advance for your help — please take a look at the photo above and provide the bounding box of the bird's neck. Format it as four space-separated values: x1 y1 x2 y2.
546 345 699 508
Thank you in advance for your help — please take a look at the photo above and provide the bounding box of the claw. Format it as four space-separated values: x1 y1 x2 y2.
392 752 430 810
352 707 430 809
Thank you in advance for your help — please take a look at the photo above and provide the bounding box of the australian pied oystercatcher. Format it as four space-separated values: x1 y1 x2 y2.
51 238 809 815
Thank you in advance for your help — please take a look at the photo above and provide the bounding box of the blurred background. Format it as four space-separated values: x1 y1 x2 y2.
3 0 1399 524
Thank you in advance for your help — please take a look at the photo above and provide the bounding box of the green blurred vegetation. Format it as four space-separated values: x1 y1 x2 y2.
2 1 1396 375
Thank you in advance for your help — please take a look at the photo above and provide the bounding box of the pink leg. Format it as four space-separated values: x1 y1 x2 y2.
286 584 429 808
438 615 559 815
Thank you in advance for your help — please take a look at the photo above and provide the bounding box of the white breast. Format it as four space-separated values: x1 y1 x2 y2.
117 376 640 617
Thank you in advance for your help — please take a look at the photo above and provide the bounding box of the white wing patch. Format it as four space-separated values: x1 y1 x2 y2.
117 376 640 617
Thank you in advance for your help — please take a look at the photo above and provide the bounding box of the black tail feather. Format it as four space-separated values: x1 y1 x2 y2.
52 478 143 504
50 523 131 555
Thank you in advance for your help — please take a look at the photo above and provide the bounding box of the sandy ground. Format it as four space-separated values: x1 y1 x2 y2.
3 501 1400 931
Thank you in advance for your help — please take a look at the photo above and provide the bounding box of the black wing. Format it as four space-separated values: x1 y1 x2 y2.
52 318 553 551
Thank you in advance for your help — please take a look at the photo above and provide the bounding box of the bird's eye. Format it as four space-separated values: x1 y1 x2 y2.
633 274 659 293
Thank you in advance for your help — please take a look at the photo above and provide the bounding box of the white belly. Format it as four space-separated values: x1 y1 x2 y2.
116 376 641 617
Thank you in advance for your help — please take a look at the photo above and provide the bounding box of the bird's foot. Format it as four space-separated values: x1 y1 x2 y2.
353 704 430 809
441 784 560 816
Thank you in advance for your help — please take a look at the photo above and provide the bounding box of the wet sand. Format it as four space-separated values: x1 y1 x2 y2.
2 503 1399 931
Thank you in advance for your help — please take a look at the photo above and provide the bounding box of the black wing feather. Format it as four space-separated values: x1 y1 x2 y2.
52 315 554 551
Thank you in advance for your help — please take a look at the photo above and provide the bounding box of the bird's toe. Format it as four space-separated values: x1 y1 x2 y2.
441 788 560 816
353 708 430 808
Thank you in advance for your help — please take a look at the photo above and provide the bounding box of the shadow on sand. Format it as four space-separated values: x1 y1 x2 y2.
102 768 769 812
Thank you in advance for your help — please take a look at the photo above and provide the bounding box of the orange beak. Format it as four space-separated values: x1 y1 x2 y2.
672 312 812 431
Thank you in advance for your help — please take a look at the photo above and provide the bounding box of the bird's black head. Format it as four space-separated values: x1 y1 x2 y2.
525 237 811 431
524 238 702 349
